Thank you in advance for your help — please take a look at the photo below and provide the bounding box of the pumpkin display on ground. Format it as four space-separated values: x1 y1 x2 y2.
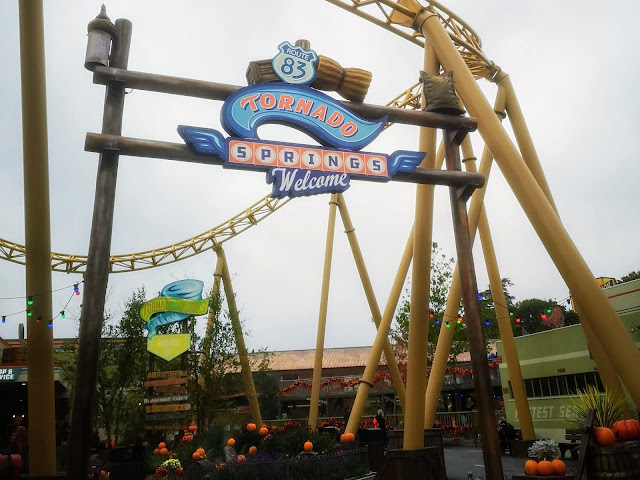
524 459 538 476
537 460 554 476
551 459 567 476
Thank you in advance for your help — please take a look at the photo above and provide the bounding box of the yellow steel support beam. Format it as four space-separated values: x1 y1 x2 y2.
308 194 339 428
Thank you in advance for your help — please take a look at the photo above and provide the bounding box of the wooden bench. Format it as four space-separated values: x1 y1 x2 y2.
559 429 581 460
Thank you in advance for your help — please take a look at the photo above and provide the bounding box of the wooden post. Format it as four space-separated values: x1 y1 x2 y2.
69 18 132 480
444 129 503 479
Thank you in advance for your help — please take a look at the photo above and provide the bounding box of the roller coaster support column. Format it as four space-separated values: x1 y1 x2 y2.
461 137 535 441
403 41 439 450
200 254 225 372
69 18 131 479
216 247 262 428
444 129 504 479
336 194 406 409
19 0 56 475
345 227 413 434
424 86 507 431
501 76 630 409
308 194 339 428
416 8 640 408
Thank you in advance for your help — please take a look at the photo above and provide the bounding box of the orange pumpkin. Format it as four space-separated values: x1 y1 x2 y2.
551 459 567 476
159 448 168 456
158 442 166 449
304 441 313 452
346 432 355 442
237 454 246 462
247 423 257 432
176 467 183 474
612 419 640 441
537 460 554 476
192 452 201 461
196 448 206 457
524 460 538 476
153 448 160 455
340 433 348 443
188 425 197 433
227 438 236 447
594 426 616 446
248 446 257 455
259 426 269 437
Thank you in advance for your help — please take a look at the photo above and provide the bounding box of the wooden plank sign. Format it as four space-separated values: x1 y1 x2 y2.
147 370 187 380
144 424 187 431
154 385 187 395
145 412 186 422
146 403 191 414
144 377 188 388
144 395 189 405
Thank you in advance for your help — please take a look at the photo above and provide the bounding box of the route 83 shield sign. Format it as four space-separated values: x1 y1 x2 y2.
272 41 318 85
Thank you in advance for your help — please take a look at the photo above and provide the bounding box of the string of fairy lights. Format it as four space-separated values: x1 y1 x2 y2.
429 293 573 329
0 281 83 329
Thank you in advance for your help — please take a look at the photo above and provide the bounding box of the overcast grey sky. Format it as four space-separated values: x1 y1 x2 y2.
1 1 638 351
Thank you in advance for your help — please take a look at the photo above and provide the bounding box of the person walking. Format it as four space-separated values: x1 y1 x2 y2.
375 409 388 448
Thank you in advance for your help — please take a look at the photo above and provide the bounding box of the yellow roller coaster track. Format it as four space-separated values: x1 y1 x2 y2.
327 0 499 81
2 0 480 274
0 194 289 274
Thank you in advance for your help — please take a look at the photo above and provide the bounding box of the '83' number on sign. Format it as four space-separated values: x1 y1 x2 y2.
272 41 318 85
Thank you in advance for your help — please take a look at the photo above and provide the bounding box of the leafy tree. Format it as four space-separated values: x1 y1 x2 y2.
253 370 280 420
476 278 516 341
188 288 241 433
621 270 640 282
512 298 577 336
61 288 148 444
390 242 458 367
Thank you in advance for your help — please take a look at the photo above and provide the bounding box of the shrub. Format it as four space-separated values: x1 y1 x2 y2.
527 439 560 461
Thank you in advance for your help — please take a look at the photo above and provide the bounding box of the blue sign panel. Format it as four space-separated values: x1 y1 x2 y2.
177 43 425 199
221 83 386 151
178 126 424 198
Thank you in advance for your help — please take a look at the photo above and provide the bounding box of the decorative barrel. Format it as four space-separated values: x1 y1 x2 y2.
586 440 640 479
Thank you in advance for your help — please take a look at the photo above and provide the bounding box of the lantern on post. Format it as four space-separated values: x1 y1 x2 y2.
84 5 115 71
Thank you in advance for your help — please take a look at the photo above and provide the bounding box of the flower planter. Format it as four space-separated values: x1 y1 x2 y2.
586 440 640 479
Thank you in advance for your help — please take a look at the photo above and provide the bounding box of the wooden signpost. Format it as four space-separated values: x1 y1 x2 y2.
144 395 189 405
145 403 191 414
143 377 188 388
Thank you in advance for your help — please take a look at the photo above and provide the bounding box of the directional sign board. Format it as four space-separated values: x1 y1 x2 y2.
146 403 191 414
147 370 187 380
144 377 188 388
154 385 187 395
145 412 187 422
144 395 189 405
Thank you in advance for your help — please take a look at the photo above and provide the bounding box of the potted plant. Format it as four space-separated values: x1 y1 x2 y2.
569 386 640 477
523 439 567 477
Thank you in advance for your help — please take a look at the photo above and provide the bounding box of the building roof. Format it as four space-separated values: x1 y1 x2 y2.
455 343 497 363
260 345 389 372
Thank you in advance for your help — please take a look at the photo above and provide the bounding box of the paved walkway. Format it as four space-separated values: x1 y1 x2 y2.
443 447 578 479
